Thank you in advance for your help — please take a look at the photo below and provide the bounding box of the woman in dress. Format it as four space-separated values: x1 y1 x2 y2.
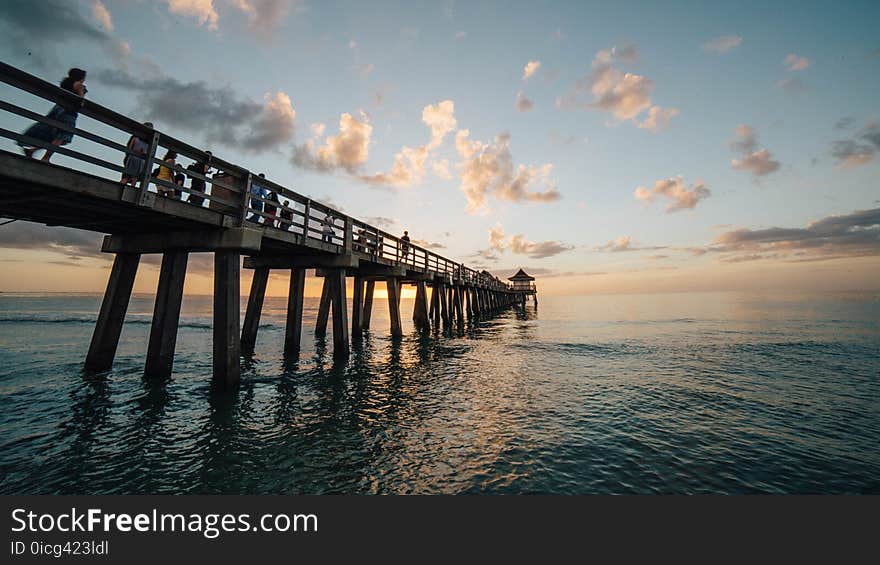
155 150 179 198
19 68 87 162
120 122 153 187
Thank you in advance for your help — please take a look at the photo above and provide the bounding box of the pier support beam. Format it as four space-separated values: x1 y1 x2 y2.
439 282 450 326
315 276 332 337
465 286 473 320
430 283 441 327
453 285 464 326
413 280 430 331
362 280 375 330
329 268 349 356
387 277 403 337
85 252 141 371
145 250 188 379
352 276 364 339
241 266 269 353
213 251 241 388
284 268 306 356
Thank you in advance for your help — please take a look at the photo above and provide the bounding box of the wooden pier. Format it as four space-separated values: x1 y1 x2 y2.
0 62 537 388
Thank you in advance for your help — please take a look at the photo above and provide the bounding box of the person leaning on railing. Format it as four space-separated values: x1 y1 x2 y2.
120 122 153 187
247 173 267 223
18 68 87 163
154 150 179 198
185 151 211 206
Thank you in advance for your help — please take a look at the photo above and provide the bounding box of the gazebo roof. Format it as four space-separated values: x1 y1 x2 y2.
508 268 535 281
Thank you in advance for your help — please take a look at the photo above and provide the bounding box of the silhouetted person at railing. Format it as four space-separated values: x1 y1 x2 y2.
185 150 211 207
280 198 293 231
19 68 87 162
399 230 411 261
322 213 335 243
265 190 280 228
120 122 153 187
154 149 179 198
247 173 267 223
355 227 368 252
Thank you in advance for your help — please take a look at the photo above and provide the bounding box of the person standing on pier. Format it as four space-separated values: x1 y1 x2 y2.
400 230 411 261
322 213 336 243
19 68 87 162
248 173 267 222
154 150 179 198
120 122 153 187
185 151 211 206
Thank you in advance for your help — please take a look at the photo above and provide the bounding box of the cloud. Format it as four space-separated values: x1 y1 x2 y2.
638 105 680 132
702 35 742 54
784 53 810 71
357 100 456 188
0 0 130 67
830 121 880 168
431 159 452 180
835 117 855 130
481 223 572 259
634 176 711 212
0 221 104 259
596 235 634 252
708 207 880 262
91 0 112 32
729 125 780 176
292 112 372 172
455 130 561 214
360 145 428 187
413 239 446 250
230 0 300 35
96 68 296 152
508 235 574 259
595 235 667 252
488 223 506 251
455 31 466 40
515 91 534 112
163 0 219 30
523 60 541 80
364 216 397 228
557 45 677 130
777 76 806 94
422 100 457 150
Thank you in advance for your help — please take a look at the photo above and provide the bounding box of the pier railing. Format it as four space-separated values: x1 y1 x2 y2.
0 62 517 292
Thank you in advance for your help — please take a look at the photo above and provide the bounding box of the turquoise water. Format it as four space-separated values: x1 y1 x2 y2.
0 291 878 494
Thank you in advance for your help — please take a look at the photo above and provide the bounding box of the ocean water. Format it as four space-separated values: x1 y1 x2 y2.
0 290 878 494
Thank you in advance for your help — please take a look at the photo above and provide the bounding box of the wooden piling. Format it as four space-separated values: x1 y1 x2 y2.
362 280 375 330
413 280 430 331
439 282 450 326
387 277 403 337
241 265 269 353
284 268 306 356
315 275 331 337
213 250 241 387
352 275 364 339
85 252 140 371
144 250 188 379
453 285 464 325
329 269 349 356
465 286 473 320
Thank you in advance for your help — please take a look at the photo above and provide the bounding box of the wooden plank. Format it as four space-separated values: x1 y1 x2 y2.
387 277 403 338
284 268 306 356
144 250 188 379
362 280 375 330
240 265 269 353
329 269 349 356
213 251 241 388
315 276 331 337
85 252 140 371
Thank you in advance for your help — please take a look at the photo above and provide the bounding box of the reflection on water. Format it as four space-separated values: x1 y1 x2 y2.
0 291 878 494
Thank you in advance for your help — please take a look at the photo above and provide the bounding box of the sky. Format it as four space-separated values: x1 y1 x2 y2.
0 0 878 297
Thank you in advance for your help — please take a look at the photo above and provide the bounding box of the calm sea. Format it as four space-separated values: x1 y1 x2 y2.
0 291 878 494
